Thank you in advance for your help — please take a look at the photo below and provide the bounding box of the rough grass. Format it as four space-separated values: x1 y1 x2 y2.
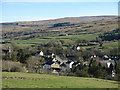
2 72 119 88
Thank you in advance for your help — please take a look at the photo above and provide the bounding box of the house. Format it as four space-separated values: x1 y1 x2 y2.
72 62 79 70
109 58 112 60
55 56 63 63
60 63 66 67
52 58 57 62
91 55 97 58
47 53 55 58
39 51 44 56
66 61 74 69
72 45 81 51
76 63 83 70
51 62 61 74
72 62 79 67
111 56 119 61
100 60 115 68
44 60 54 69
51 62 60 69
76 46 81 51
103 55 109 60
52 56 65 64
83 61 90 66
103 55 119 61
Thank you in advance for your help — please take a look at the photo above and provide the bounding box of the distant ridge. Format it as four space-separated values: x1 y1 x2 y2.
1 15 117 26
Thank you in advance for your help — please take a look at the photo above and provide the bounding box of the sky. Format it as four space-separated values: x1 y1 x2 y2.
1 1 118 23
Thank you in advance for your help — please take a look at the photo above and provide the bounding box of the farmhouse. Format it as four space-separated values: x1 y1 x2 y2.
72 45 81 51
76 46 81 51
39 51 44 56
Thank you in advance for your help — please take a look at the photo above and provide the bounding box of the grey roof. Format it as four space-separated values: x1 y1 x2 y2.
56 56 63 62
72 62 78 65
66 61 73 64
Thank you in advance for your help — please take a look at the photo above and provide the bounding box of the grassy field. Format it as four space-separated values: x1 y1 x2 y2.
2 72 119 88
4 34 98 46
103 41 118 48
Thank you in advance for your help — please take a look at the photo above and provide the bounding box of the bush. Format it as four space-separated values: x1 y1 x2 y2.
2 60 26 72
105 75 112 80
74 67 89 77
75 70 89 77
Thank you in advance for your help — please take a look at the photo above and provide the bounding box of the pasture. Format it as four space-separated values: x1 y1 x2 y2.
2 72 119 88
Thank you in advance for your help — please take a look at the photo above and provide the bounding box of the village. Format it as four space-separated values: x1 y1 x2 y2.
38 47 119 77
2 41 119 79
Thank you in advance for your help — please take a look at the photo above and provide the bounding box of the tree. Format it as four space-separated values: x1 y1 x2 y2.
88 60 106 78
60 40 65 44
74 65 89 77
88 60 98 75
26 55 46 73
114 60 120 81
17 49 31 63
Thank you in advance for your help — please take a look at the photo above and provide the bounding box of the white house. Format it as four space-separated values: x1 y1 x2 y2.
40 51 44 56
76 46 81 51
107 62 111 68
66 61 74 69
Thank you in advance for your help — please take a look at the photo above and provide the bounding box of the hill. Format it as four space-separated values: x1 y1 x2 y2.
1 15 118 48
2 72 118 88
1 15 117 26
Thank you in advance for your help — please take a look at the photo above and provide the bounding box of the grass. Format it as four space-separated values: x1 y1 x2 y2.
4 34 98 47
2 72 119 88
103 41 118 48
81 41 118 49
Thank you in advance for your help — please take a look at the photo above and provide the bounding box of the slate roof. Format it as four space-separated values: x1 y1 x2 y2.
72 62 79 65
66 61 73 64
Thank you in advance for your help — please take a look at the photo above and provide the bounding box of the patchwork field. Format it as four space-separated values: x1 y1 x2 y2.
2 72 119 88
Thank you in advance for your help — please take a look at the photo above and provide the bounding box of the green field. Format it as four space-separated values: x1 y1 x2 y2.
4 34 98 46
2 72 119 88
103 41 118 48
